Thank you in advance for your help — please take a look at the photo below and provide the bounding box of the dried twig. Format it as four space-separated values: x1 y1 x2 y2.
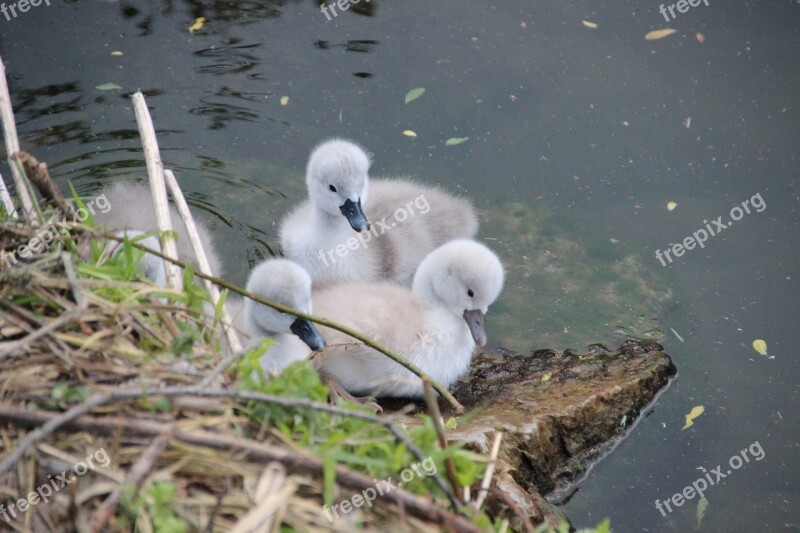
97 229 463 413
89 429 174 533
473 431 503 510
423 380 463 504
16 151 75 218
131 91 181 290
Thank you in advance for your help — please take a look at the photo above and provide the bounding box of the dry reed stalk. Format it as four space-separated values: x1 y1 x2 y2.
473 431 503 510
0 53 37 222
0 170 15 217
131 91 182 290
163 169 242 354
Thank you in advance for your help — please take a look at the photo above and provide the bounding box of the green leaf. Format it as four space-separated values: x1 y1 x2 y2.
404 87 425 104
696 497 709 529
445 137 469 146
95 83 123 91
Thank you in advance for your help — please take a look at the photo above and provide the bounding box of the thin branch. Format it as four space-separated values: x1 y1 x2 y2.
96 229 463 413
473 431 503 510
0 403 480 531
89 429 173 533
423 380 463 503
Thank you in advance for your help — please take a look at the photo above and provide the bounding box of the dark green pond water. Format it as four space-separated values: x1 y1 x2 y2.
2 2 798 531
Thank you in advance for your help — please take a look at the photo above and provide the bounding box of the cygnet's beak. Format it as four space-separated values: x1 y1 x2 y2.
339 198 371 232
290 318 326 351
463 309 487 348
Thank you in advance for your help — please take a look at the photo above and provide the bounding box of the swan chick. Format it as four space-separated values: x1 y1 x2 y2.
244 259 326 373
312 239 504 399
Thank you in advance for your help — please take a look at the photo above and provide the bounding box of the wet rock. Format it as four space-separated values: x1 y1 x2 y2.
449 340 676 527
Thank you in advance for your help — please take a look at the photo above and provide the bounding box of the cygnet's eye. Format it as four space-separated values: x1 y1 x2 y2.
467 289 474 298
329 184 337 192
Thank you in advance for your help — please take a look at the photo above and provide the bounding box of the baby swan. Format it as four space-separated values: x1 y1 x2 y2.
93 181 222 279
241 259 325 374
280 139 478 288
312 239 504 400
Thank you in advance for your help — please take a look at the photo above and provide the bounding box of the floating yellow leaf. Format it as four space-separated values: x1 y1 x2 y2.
541 371 552 382
189 17 205 33
752 339 768 356
111 51 123 57
582 20 598 29
405 87 425 105
645 28 678 41
445 137 469 146
667 201 677 211
682 405 704 430
280 96 289 106
402 130 417 138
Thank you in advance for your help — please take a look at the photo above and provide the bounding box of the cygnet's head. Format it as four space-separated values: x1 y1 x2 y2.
306 138 371 232
412 239 505 347
244 259 326 350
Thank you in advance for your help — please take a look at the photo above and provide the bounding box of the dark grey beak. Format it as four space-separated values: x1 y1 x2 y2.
339 198 370 232
463 309 487 348
290 318 326 351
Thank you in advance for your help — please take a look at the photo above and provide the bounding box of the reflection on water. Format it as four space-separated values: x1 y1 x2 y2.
2 1 798 531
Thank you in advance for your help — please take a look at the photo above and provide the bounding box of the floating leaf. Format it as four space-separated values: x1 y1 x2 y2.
670 327 685 342
402 130 417 138
582 20 598 29
684 117 692 128
189 17 205 33
645 28 678 41
95 83 122 91
280 96 289 106
667 201 677 211
752 339 768 356
445 137 469 146
541 371 552 382
111 51 123 57
682 405 704 430
696 32 705 44
404 87 425 104
696 497 709 529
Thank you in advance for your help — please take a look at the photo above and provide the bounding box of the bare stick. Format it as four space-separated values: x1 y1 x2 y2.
0 54 36 222
131 92 181 290
423 380 463 503
164 169 242 353
473 431 503 510
0 170 16 218
89 430 173 533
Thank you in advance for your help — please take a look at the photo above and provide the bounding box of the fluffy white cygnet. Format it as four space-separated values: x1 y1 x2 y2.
93 181 222 278
240 259 325 373
247 239 503 399
280 139 478 288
